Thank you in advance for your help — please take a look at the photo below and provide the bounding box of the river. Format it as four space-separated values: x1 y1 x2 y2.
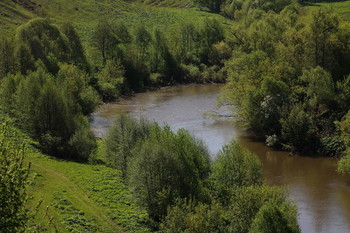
90 84 350 233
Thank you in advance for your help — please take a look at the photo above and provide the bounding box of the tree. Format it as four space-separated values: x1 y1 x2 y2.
15 18 71 74
97 59 125 101
128 126 210 221
300 66 334 108
0 73 22 115
199 18 225 64
0 37 16 79
58 63 100 114
14 43 35 75
194 0 225 12
337 111 350 174
0 124 31 232
160 199 227 233
91 20 119 65
105 115 153 176
211 141 263 203
280 104 316 152
228 185 299 233
249 200 300 233
61 22 89 71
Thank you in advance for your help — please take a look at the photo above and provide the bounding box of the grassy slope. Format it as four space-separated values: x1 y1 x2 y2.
304 0 350 20
28 152 149 232
0 0 228 42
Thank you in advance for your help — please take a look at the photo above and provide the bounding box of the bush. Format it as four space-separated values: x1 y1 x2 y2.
211 141 263 203
280 104 316 152
128 125 210 221
249 200 300 233
68 116 97 161
97 59 125 101
228 185 299 233
0 124 31 232
105 115 153 176
160 199 228 233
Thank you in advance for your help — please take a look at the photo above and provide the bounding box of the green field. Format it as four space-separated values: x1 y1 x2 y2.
304 0 350 20
27 151 149 232
0 113 150 232
0 0 228 42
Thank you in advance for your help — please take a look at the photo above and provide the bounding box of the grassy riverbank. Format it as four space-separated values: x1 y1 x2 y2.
27 151 149 232
0 115 149 232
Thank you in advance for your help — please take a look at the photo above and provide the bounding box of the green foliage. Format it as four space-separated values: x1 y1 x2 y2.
300 67 334 108
15 18 70 74
0 67 96 160
0 73 22 115
105 115 153 176
228 185 299 233
0 37 16 79
160 199 228 233
249 200 300 233
337 111 350 173
211 141 263 203
280 104 316 151
128 125 210 221
221 6 350 154
91 20 120 65
68 116 97 161
221 0 292 19
338 154 350 174
0 124 31 232
97 59 125 101
194 0 224 12
60 22 89 72
58 63 100 114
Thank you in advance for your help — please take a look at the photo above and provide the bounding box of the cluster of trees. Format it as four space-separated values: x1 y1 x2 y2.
194 0 292 17
219 5 350 155
91 18 227 96
0 16 228 160
0 18 98 160
105 115 300 232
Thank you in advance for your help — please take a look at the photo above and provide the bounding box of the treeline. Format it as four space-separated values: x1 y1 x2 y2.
104 115 300 232
0 17 227 160
90 18 227 97
218 5 350 158
195 0 292 17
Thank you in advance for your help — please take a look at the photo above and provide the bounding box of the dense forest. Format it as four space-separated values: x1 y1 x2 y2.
1 0 350 231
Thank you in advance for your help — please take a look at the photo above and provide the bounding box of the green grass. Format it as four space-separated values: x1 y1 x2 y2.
0 115 149 232
27 152 150 232
304 0 350 20
0 0 229 42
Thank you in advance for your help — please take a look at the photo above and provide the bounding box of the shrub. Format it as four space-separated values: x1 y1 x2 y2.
105 115 153 176
228 185 299 233
249 200 300 233
0 124 31 232
160 199 228 233
211 141 263 203
128 126 210 221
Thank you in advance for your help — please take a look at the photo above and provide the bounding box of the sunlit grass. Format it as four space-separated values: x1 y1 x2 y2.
304 0 350 20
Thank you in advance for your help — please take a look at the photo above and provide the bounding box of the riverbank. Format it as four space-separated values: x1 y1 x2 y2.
90 84 350 233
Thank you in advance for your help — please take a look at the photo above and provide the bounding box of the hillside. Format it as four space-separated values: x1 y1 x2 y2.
0 0 227 41
28 151 149 232
304 0 350 20
0 115 149 232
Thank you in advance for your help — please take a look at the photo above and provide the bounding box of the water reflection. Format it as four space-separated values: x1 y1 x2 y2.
90 84 350 233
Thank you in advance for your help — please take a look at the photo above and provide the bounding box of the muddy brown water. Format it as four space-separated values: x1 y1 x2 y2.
90 84 350 233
